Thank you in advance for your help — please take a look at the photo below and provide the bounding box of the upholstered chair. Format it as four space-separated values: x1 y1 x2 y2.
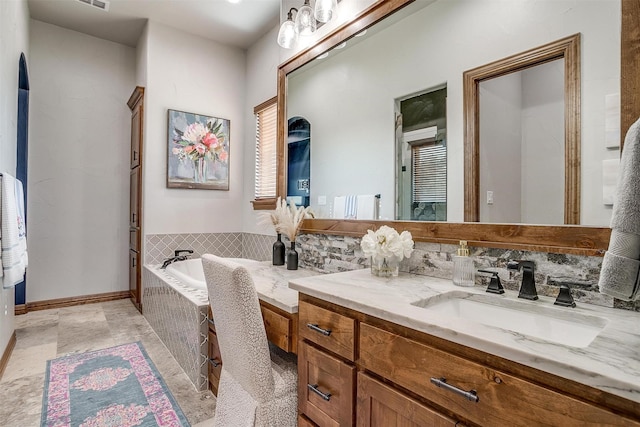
201 254 297 427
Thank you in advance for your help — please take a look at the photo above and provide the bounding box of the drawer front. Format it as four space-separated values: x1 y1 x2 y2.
260 304 295 353
359 323 638 427
299 342 355 427
129 227 139 250
298 414 318 427
299 300 356 360
208 331 222 390
356 372 457 427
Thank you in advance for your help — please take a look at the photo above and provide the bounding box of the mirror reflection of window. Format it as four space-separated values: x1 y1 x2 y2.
479 59 564 224
396 86 447 221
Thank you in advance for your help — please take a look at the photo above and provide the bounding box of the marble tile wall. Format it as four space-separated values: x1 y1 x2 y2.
142 267 209 391
296 233 640 312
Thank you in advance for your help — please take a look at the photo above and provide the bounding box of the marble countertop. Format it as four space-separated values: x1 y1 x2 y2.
147 259 320 314
230 259 320 313
288 269 640 404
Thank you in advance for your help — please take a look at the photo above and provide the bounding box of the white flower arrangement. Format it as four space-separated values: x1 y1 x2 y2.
360 225 414 263
258 197 313 242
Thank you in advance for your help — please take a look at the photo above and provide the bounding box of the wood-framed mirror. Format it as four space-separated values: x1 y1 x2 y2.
272 0 640 256
463 34 581 224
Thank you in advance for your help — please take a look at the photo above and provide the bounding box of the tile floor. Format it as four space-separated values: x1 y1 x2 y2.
0 299 217 427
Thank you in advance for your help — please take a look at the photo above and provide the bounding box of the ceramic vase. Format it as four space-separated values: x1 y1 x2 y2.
273 234 285 265
287 241 299 270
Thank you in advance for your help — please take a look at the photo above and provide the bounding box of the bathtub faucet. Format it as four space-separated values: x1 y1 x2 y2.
161 249 194 269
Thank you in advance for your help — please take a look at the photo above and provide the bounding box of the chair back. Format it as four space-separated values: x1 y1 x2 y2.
201 254 275 402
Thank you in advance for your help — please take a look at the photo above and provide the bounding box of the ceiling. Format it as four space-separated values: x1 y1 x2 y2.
27 0 281 49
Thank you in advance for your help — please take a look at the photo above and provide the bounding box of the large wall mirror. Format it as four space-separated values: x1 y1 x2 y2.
276 0 640 255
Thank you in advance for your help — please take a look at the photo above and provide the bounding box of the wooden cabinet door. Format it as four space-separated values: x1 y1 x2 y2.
130 101 142 169
129 249 138 300
129 168 139 229
357 372 457 427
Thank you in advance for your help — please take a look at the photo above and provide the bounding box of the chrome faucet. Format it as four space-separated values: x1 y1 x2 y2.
507 260 538 300
161 249 194 269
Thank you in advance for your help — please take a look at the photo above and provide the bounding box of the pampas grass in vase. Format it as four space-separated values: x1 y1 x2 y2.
276 198 313 270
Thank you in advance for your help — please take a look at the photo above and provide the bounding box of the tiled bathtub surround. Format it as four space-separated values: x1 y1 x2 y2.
144 232 273 265
143 266 209 391
296 233 640 312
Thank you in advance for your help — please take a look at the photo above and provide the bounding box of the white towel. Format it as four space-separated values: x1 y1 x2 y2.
356 195 377 220
345 195 357 219
1 173 28 288
599 117 640 300
333 196 346 219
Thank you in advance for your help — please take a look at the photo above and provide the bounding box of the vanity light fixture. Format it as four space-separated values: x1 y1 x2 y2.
278 0 340 49
316 52 329 60
295 0 316 36
314 0 337 23
277 8 299 48
334 41 347 49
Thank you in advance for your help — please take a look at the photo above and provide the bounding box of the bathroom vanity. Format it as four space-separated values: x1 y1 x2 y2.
290 270 640 426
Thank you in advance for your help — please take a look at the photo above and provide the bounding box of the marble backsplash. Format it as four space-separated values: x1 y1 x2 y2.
295 233 640 312
143 231 638 312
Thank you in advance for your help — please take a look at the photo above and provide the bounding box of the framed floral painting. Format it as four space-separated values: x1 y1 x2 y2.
167 109 230 190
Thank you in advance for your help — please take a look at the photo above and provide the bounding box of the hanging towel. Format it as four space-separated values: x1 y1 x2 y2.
1 173 28 289
345 195 358 219
356 195 378 220
599 117 640 301
333 196 346 219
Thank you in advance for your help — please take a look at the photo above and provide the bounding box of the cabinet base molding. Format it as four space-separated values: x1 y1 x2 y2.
18 291 130 314
0 332 16 381
14 304 27 315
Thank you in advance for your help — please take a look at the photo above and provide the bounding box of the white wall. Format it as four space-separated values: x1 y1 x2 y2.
142 21 246 235
479 72 523 223
27 20 135 302
135 22 149 88
243 25 281 235
286 0 619 224
0 0 29 358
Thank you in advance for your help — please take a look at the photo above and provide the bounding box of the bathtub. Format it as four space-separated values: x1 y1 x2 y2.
165 257 261 291
165 258 207 290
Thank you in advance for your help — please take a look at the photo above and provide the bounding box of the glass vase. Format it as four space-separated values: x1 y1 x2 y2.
287 241 299 270
273 234 285 266
193 158 207 183
371 256 399 277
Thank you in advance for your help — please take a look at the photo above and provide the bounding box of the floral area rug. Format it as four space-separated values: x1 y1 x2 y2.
41 342 190 427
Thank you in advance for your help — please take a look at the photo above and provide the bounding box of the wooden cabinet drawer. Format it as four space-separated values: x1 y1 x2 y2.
299 300 356 360
298 414 318 427
208 330 222 395
260 302 297 354
356 372 457 427
359 323 638 427
299 341 355 427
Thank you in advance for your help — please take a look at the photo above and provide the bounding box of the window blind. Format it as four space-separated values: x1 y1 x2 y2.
412 143 447 203
254 99 277 199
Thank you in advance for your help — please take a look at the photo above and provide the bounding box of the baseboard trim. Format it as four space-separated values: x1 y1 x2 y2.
0 332 16 381
25 291 131 312
14 304 27 316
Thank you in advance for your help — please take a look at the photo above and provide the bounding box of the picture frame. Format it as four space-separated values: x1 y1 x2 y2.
167 109 230 190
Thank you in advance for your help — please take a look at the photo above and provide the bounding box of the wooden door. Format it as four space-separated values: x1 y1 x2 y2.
356 373 457 427
127 87 144 312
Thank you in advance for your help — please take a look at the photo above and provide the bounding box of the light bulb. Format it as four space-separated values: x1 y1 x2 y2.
295 0 316 36
314 0 337 23
277 20 297 49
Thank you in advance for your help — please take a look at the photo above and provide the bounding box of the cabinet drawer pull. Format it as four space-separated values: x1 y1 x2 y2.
307 323 332 336
307 383 331 401
207 318 215 327
208 358 221 368
430 377 479 403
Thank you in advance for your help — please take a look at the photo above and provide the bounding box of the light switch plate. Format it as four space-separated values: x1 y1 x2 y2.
318 195 327 205
487 191 494 205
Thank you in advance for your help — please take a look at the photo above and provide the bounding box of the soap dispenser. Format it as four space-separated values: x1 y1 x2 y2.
453 240 475 287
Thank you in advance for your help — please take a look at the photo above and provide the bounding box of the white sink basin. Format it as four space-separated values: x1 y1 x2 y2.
411 291 608 348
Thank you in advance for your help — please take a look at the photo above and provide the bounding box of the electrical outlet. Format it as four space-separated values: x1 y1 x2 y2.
487 190 494 205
